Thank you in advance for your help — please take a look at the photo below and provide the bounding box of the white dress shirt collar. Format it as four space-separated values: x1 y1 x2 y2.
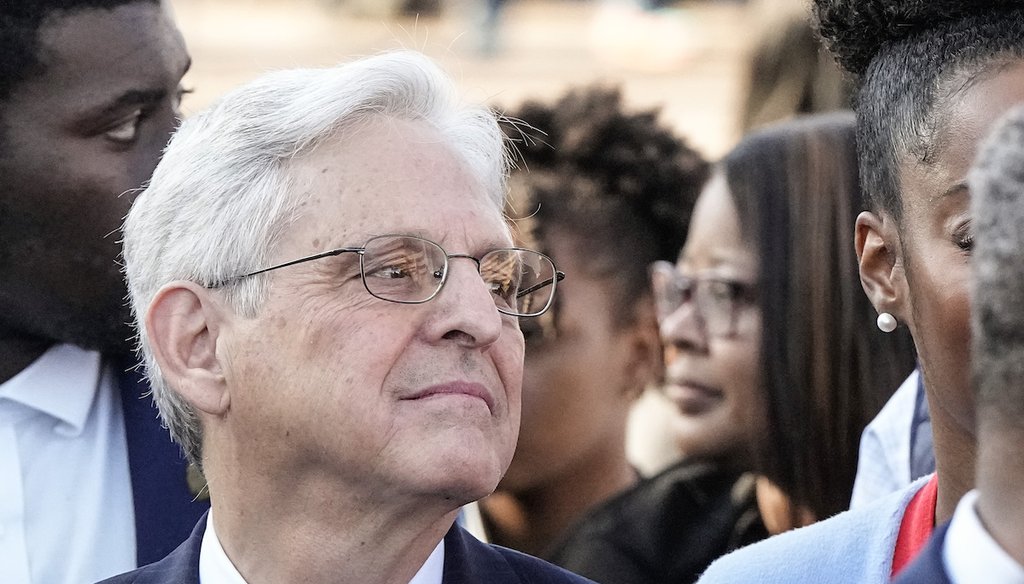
199 513 445 584
944 489 1024 584
0 342 136 583
199 514 248 584
0 343 101 436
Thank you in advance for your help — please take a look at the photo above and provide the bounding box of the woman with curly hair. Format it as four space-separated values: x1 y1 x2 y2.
476 86 766 584
697 1 1024 582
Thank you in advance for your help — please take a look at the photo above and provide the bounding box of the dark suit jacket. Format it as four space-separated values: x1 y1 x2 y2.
98 513 596 583
892 522 953 584
118 361 211 565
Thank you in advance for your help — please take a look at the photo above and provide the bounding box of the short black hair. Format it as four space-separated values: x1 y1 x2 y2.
503 85 708 327
0 0 158 104
970 105 1024 431
723 112 917 519
813 0 1024 223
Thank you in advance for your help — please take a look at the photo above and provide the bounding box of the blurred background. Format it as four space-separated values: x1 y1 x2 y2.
173 0 753 160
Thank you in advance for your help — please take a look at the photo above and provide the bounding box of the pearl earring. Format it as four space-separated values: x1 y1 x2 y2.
877 312 897 333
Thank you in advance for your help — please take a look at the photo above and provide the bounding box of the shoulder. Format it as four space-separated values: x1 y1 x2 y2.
697 477 932 584
548 461 766 583
94 557 196 584
444 524 594 583
562 459 760 534
492 545 596 583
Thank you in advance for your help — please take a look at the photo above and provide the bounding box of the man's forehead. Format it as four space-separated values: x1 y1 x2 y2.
22 2 188 107
290 205 514 252
281 120 510 250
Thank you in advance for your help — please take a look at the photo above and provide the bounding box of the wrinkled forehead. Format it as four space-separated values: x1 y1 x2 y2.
279 119 511 254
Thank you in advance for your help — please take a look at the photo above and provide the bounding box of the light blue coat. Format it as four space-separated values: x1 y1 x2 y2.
697 475 932 584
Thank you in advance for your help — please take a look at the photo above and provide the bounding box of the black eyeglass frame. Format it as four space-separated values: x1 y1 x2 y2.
206 234 566 318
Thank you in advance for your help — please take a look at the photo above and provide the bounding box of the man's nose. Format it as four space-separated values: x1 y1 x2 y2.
426 256 504 348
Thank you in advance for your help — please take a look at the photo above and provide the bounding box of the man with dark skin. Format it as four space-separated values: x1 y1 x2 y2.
0 2 203 582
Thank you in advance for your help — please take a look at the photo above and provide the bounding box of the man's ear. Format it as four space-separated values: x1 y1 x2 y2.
855 210 909 323
145 281 230 416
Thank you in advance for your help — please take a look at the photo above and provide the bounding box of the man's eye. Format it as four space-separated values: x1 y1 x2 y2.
488 277 515 298
174 86 194 111
367 264 411 279
104 109 143 143
955 231 974 252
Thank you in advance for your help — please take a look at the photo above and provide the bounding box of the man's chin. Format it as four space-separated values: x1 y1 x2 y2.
430 457 508 505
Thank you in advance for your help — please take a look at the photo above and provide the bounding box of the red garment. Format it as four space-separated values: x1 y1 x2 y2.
891 474 939 577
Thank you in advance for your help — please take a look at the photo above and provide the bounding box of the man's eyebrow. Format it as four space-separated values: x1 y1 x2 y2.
73 88 170 126
98 89 169 116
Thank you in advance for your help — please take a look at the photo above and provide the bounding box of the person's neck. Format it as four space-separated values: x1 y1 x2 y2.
480 448 638 558
0 328 53 384
974 423 1024 567
929 400 977 524
207 455 458 584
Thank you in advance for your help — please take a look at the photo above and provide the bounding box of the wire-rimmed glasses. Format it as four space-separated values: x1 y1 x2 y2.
649 260 757 338
207 234 565 317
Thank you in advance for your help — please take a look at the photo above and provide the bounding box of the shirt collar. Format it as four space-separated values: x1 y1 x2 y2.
944 489 1024 584
0 343 103 436
199 514 248 584
199 512 446 584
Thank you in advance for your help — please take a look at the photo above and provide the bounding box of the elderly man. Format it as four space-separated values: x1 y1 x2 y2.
0 2 204 582
893 106 1024 583
101 51 590 583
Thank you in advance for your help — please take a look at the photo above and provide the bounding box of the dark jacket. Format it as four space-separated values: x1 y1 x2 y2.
547 460 768 584
98 513 597 583
891 522 953 584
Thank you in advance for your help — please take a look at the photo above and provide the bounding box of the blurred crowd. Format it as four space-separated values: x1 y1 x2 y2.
3 0 1024 583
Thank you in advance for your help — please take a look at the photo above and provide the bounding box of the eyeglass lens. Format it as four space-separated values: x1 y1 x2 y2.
360 235 557 317
650 261 747 338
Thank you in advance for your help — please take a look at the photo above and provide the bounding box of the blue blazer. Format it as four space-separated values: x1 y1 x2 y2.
118 362 211 566
97 513 596 583
892 522 953 584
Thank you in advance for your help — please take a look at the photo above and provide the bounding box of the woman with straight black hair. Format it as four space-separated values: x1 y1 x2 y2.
655 111 915 546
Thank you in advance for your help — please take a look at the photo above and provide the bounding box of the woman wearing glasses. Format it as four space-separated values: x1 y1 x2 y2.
652 112 916 542
474 86 715 583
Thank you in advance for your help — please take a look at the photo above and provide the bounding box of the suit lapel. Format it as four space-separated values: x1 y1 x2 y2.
128 512 206 583
442 523 520 584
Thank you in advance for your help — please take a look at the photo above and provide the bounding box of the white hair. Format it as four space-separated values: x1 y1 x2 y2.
123 51 511 465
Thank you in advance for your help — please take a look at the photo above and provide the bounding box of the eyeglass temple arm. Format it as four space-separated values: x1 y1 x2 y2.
205 247 360 289
516 271 566 299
